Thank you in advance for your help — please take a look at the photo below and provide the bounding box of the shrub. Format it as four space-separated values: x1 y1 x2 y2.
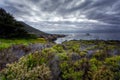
60 61 83 80
79 51 87 58
58 53 69 61
92 50 110 60
105 56 120 79
0 52 52 80
52 44 65 53
93 66 114 80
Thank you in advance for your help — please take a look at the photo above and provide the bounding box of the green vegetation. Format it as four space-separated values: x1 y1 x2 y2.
0 6 120 80
0 38 47 50
0 40 120 80
0 52 52 80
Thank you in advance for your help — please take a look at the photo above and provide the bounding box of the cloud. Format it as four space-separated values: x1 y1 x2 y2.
0 0 120 32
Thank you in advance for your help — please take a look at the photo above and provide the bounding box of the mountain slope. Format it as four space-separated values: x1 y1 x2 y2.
0 8 49 38
19 21 65 41
19 22 49 36
0 8 32 38
0 8 64 40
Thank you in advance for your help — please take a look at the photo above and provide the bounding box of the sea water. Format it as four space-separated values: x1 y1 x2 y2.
55 32 120 44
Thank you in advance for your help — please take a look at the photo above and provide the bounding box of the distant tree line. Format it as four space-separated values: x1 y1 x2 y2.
0 8 36 38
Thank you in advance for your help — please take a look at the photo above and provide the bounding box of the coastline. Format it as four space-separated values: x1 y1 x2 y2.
38 34 66 41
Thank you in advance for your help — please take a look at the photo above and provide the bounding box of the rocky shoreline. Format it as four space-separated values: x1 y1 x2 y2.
38 34 66 41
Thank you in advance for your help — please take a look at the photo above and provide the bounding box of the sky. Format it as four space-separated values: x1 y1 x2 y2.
0 0 120 33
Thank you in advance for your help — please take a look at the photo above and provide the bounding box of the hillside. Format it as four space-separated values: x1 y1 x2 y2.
0 8 31 38
19 22 48 36
0 8 64 40
19 22 64 41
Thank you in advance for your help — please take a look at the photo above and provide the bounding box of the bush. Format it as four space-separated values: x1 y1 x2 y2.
93 66 114 80
60 61 83 80
52 44 65 53
105 56 120 79
0 52 52 80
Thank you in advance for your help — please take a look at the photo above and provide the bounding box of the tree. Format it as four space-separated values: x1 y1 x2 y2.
0 8 33 38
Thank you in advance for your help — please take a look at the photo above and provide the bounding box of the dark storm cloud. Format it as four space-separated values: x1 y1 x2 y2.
29 0 40 3
0 0 120 31
64 0 92 12
84 0 120 24
4 1 33 14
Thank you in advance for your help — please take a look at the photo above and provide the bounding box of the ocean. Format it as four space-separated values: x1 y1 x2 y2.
55 32 120 44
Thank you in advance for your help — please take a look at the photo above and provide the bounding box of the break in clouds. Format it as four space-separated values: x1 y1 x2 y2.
0 0 120 32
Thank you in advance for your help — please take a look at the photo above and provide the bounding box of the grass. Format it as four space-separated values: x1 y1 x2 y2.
0 38 47 50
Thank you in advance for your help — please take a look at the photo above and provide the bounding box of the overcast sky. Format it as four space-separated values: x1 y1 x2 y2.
0 0 120 33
